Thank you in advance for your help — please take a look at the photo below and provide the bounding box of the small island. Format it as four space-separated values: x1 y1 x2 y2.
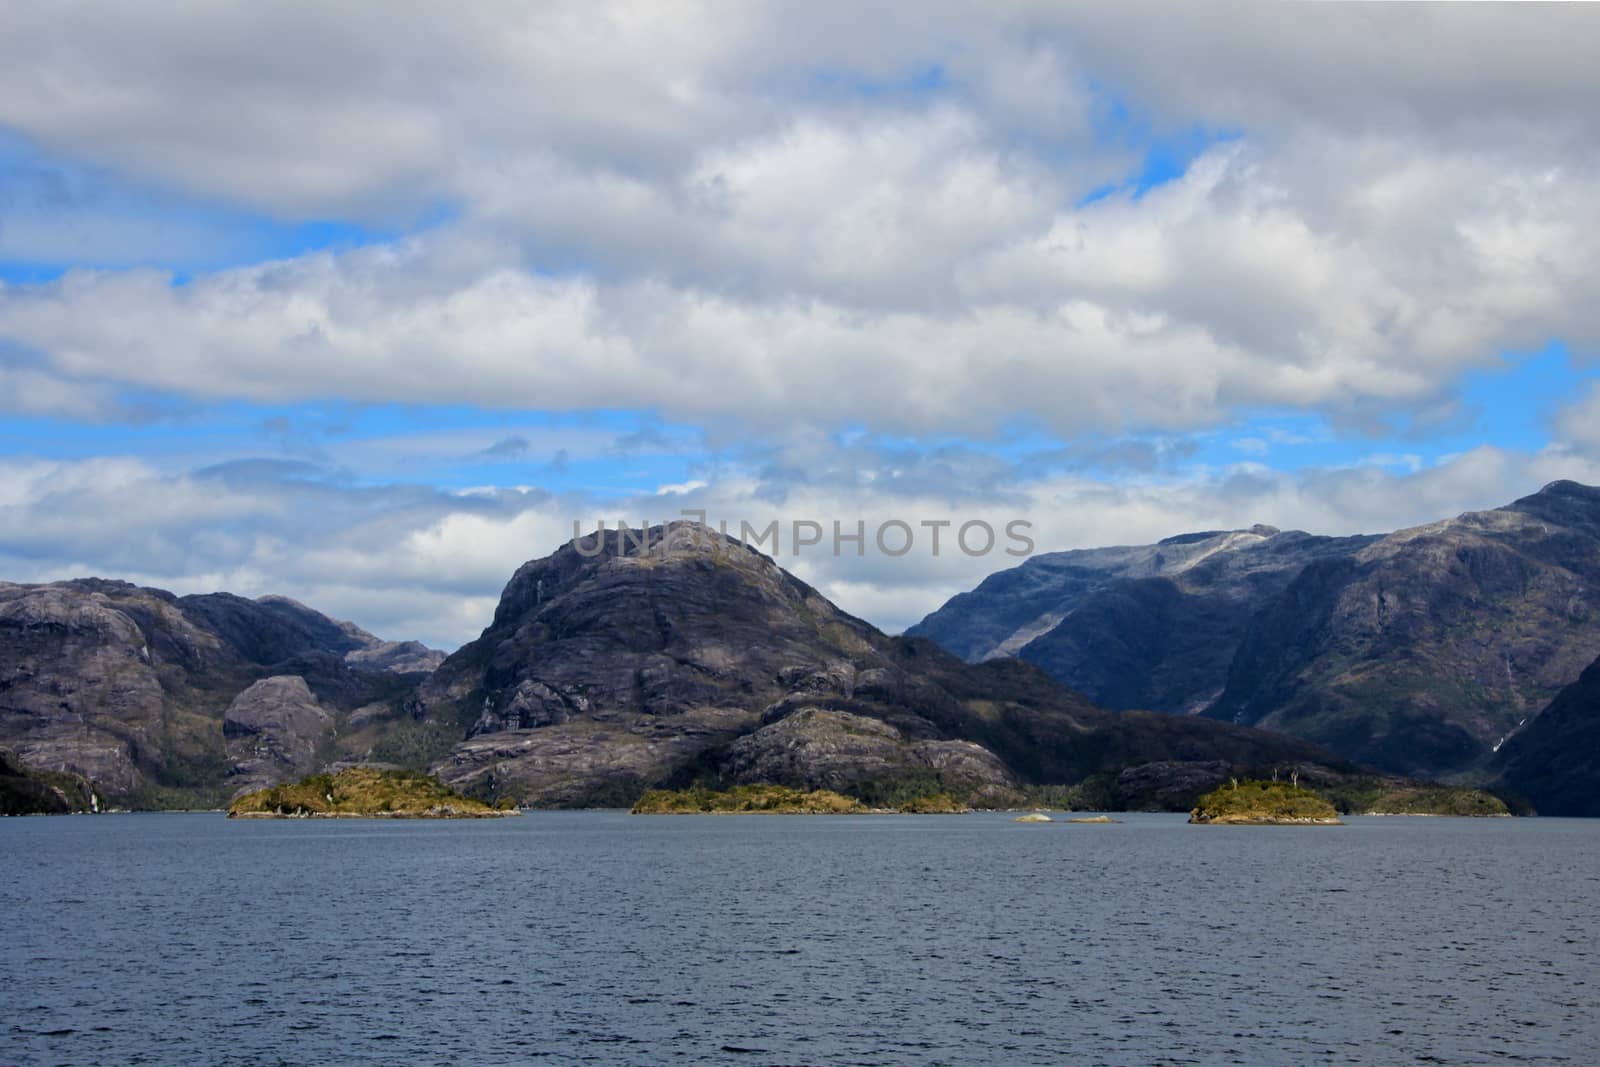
228 767 519 819
1338 783 1510 817
1189 779 1343 825
629 783 968 814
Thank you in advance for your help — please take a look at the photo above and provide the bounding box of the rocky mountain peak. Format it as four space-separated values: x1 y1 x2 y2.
1500 478 1600 534
913 480 1600 790
4 527 1383 813
414 524 1346 807
488 520 815 634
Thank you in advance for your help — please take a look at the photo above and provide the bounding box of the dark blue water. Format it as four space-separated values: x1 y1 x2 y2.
3 812 1596 1066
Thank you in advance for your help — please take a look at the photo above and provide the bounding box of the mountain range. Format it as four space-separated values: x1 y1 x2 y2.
4 484 1598 814
2 523 1366 814
910 480 1600 799
0 580 441 807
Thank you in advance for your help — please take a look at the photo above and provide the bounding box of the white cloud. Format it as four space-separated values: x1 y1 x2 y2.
4 3 1596 221
1555 383 1600 454
2 5 1597 445
7 443 1600 648
5 121 1597 444
4 3 1600 647
0 361 123 420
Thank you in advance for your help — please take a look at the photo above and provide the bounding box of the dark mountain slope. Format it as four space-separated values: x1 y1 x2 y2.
908 526 1374 713
1494 656 1600 816
1208 481 1600 777
911 481 1600 782
1 745 95 815
417 523 1354 807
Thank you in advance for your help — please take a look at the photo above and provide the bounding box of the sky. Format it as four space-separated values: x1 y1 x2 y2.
3 2 1600 650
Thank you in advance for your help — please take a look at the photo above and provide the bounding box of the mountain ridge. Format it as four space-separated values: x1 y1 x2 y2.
910 480 1600 785
413 521 1381 809
0 578 444 805
0 519 1541 813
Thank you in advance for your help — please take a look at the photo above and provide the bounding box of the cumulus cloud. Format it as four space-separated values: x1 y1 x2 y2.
6 131 1596 439
0 360 125 420
3 4 1598 644
2 6 1596 442
5 73 1598 441
1555 383 1600 454
4 4 1596 218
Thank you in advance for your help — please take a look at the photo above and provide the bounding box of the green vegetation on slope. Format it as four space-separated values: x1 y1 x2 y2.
1321 780 1510 816
1190 779 1342 824
1 747 96 815
631 784 866 814
228 766 518 818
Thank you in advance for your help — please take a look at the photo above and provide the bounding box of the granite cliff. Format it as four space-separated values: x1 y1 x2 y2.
0 580 442 806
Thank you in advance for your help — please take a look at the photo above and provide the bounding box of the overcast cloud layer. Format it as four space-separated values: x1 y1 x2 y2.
2 3 1598 648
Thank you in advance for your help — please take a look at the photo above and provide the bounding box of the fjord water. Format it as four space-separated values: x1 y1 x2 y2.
4 814 1596 1066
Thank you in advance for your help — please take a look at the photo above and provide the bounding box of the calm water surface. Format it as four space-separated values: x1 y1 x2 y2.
2 812 1597 1065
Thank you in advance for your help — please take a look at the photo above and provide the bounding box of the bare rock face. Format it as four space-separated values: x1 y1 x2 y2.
0 581 204 800
1210 481 1600 777
420 522 940 804
912 480 1600 783
421 522 1351 807
184 594 446 675
0 579 442 805
344 640 447 674
223 676 334 797
437 705 756 808
722 708 1021 804
908 525 1370 706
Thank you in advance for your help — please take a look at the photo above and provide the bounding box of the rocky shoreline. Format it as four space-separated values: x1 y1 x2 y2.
230 807 518 819
1189 779 1344 825
227 767 516 819
1189 813 1343 826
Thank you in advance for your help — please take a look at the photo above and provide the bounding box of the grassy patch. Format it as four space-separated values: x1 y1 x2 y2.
1191 779 1341 824
1327 782 1510 816
631 784 867 814
228 767 511 818
894 792 969 814
631 782 972 814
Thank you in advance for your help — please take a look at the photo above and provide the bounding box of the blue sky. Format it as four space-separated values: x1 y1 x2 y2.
2 4 1598 647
